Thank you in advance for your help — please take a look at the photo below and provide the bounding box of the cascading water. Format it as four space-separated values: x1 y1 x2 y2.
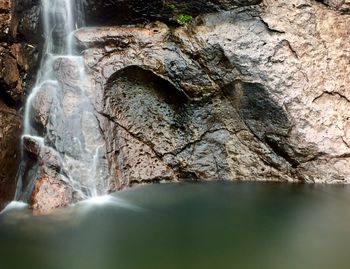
15 0 110 203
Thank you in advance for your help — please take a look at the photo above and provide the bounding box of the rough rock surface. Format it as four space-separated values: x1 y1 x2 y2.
20 134 81 214
0 0 39 210
0 0 39 103
30 175 75 215
3 0 350 212
317 0 350 12
74 0 350 187
0 100 21 210
18 56 106 213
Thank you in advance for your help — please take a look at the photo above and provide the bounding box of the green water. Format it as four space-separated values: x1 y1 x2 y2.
1 182 350 269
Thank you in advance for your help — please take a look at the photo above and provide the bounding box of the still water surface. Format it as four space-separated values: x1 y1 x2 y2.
1 182 350 269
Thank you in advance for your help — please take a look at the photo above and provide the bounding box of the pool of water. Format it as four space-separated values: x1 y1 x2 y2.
1 182 350 269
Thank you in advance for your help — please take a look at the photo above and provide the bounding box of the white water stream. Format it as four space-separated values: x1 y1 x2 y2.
15 0 109 202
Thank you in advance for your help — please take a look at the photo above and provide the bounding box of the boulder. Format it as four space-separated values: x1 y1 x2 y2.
30 83 57 132
30 174 75 215
23 135 42 158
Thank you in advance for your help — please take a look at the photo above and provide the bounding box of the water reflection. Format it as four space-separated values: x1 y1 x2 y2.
0 182 350 269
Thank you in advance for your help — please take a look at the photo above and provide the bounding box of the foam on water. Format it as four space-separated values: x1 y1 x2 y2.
77 195 143 212
0 201 28 215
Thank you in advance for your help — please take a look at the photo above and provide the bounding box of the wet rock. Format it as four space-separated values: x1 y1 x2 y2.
0 100 21 210
18 4 41 44
10 43 29 72
3 54 20 89
23 135 42 159
0 0 40 210
40 146 63 173
0 0 40 104
30 175 75 215
53 57 84 91
0 45 24 102
0 0 11 40
30 83 57 132
76 0 350 185
106 124 175 188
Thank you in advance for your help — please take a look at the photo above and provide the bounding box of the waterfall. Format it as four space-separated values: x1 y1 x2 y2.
15 0 110 202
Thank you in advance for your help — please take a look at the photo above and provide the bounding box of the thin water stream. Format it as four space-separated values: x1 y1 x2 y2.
16 0 109 202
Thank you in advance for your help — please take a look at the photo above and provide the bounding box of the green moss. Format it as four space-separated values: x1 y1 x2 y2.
177 14 193 24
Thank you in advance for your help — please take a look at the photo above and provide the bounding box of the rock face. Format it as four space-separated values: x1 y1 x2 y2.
2 0 350 212
0 0 39 103
85 0 262 26
0 100 21 209
317 0 350 12
0 0 39 210
74 0 350 187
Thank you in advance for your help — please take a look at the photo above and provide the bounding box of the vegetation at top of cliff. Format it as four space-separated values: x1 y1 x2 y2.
176 14 193 24
164 2 193 25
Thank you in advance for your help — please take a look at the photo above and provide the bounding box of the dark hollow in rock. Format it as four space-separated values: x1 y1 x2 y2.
107 66 189 107
223 81 302 167
223 80 290 140
103 66 240 184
